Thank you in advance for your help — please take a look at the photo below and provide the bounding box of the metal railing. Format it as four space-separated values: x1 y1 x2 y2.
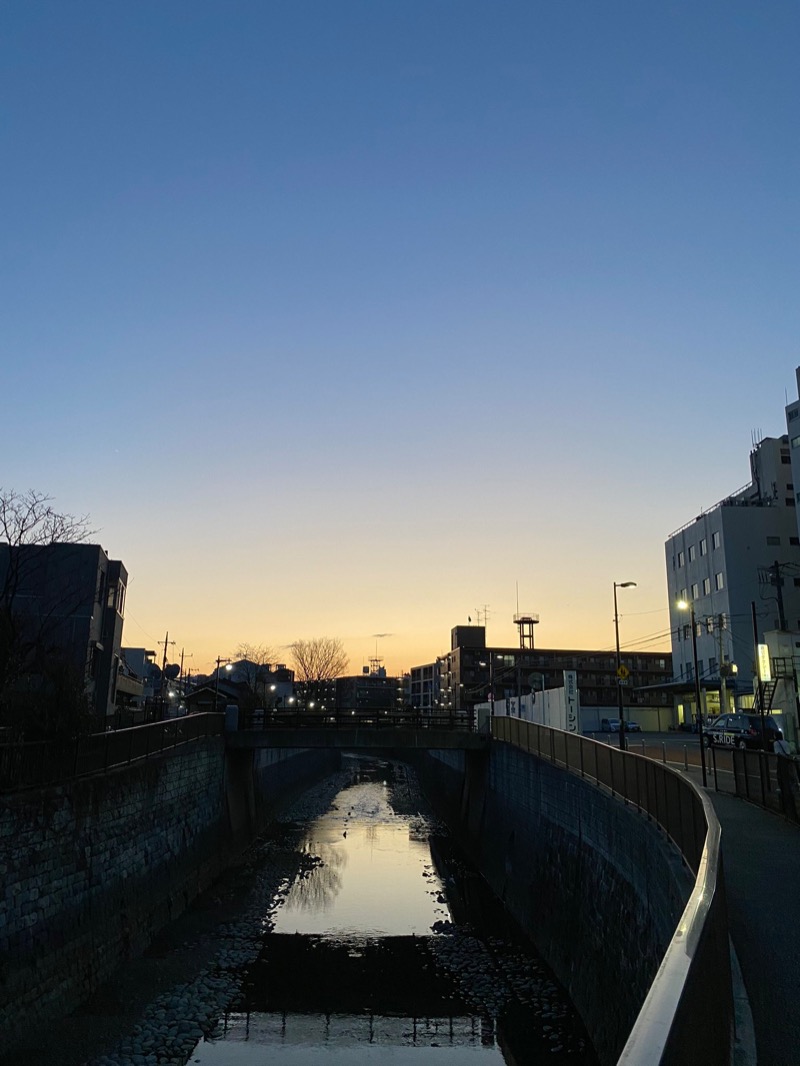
492 717 729 1066
493 717 707 869
238 711 476 732
0 712 225 793
725 745 800 823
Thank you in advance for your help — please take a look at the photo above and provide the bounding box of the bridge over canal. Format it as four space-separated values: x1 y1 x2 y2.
227 712 489 751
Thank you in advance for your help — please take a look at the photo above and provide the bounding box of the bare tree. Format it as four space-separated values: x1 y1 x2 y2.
0 489 92 548
290 637 349 682
232 642 277 711
0 489 93 725
234 642 276 675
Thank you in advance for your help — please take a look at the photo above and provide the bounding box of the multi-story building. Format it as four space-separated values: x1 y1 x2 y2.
0 542 128 723
409 661 440 714
665 434 800 717
420 625 673 732
294 668 403 717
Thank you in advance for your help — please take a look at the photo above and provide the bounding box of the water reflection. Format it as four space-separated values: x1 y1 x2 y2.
272 778 449 937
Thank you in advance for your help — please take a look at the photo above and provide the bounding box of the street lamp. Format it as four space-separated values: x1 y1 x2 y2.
613 581 637 751
677 600 708 787
213 656 233 712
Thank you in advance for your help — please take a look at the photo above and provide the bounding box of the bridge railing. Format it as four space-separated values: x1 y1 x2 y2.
492 717 730 1066
0 712 225 793
238 710 477 732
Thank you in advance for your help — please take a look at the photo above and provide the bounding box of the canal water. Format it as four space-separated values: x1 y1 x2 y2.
189 756 597 1066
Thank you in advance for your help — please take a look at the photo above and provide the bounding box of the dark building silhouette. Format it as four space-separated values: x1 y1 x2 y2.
0 542 127 722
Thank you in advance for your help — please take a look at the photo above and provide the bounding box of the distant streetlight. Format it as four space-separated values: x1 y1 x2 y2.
678 599 708 787
613 581 637 751
213 657 233 712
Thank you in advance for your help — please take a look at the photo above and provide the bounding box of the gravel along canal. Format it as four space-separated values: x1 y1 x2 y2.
15 755 597 1066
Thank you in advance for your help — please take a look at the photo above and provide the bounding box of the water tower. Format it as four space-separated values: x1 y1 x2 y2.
513 611 539 650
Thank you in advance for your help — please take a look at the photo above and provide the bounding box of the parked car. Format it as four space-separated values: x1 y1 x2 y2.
677 715 716 734
624 720 641 732
703 713 783 751
600 718 621 732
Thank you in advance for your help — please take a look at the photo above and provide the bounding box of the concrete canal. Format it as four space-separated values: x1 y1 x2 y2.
9 755 598 1066
188 755 597 1066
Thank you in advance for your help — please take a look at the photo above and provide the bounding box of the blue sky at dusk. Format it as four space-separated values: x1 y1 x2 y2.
3 2 799 674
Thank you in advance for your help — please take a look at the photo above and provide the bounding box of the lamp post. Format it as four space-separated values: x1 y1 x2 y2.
213 656 232 712
678 600 708 787
613 581 637 751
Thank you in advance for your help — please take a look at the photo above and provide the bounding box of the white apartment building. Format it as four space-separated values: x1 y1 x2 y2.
665 435 800 713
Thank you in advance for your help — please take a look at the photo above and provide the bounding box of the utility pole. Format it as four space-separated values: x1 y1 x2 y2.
752 601 768 751
773 560 787 630
159 631 176 676
179 648 193 700
159 631 176 709
717 615 728 716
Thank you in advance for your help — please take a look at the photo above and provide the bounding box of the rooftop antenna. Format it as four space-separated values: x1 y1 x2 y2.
513 582 539 649
371 633 392 674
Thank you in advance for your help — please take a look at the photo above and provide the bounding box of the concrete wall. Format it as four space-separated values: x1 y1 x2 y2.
0 738 338 1040
417 742 694 1066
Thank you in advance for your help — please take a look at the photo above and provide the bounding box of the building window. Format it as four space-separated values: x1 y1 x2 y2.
680 588 688 603
696 623 703 638
792 537 800 547
715 572 724 590
703 577 711 595
700 537 707 556
709 657 718 674
792 436 800 448
689 545 696 562
789 409 799 421
691 583 699 599
767 536 781 546
683 624 692 641
712 531 721 549
678 550 685 567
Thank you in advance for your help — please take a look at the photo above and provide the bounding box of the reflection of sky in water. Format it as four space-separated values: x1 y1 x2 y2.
272 781 449 936
192 1012 504 1064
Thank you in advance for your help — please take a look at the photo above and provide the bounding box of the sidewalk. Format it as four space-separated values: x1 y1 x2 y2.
680 766 800 1066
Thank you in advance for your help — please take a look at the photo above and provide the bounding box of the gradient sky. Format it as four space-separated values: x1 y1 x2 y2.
3 2 800 676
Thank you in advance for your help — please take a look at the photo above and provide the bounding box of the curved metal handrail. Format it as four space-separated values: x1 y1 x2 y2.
492 717 729 1065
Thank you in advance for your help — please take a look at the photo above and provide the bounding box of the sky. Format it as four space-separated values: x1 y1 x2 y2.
3 2 800 676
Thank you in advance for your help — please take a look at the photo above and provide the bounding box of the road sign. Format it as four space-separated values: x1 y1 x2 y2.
616 665 630 680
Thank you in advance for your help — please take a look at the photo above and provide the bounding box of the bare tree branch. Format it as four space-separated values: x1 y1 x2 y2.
290 637 349 682
0 488 93 547
0 489 95 716
231 642 277 695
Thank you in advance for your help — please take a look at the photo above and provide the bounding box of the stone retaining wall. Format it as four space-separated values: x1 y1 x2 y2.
0 738 337 1039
